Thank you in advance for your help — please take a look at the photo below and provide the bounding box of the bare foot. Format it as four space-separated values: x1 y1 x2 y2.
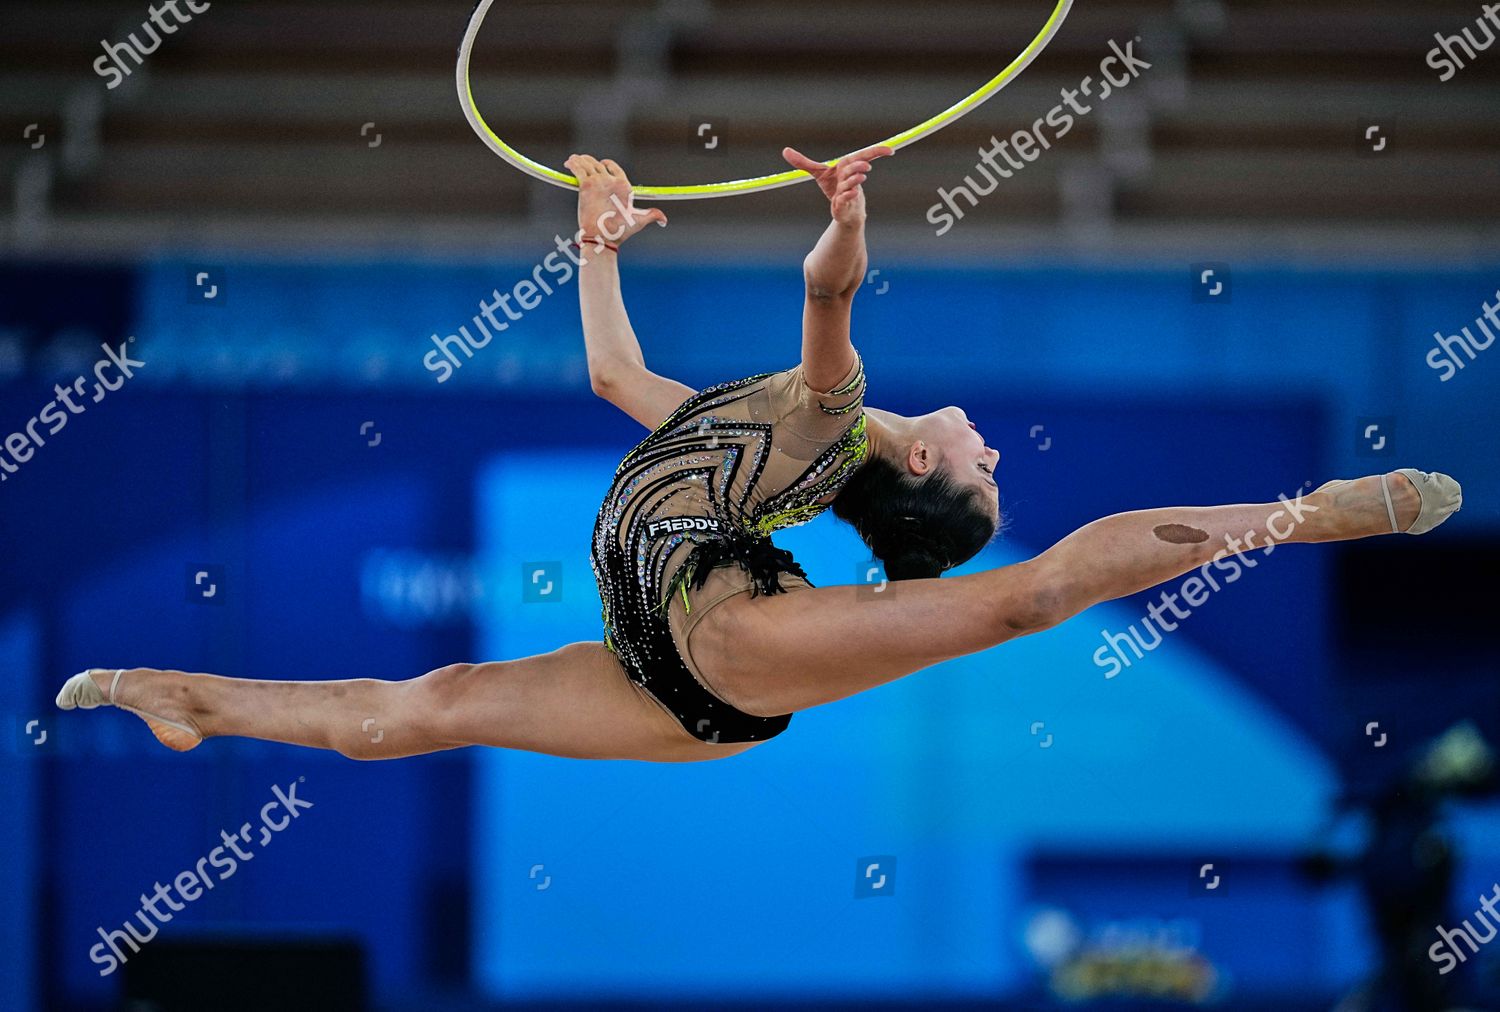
83 667 204 752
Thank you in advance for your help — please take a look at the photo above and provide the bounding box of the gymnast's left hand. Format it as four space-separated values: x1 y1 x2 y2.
783 144 893 225
565 154 668 245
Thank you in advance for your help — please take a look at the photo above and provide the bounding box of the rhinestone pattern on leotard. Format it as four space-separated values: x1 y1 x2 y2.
589 362 867 744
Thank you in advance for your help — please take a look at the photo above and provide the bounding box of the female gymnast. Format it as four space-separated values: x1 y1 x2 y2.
58 146 1462 762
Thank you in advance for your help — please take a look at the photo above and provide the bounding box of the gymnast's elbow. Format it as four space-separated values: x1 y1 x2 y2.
588 369 617 398
804 276 857 304
588 360 638 399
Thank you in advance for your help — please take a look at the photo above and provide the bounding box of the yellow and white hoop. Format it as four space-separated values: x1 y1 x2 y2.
457 0 1075 199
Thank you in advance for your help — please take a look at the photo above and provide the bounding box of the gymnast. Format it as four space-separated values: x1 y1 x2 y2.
58 147 1462 761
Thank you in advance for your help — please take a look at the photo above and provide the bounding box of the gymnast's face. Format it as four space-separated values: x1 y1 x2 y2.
907 406 1001 511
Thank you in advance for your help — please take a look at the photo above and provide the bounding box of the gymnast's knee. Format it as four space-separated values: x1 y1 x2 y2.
410 662 477 721
334 664 475 759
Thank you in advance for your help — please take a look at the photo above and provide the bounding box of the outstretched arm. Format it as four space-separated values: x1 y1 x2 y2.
783 144 893 391
566 154 694 430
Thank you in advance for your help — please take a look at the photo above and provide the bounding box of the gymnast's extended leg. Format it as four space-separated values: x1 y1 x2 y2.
59 643 753 762
690 472 1443 716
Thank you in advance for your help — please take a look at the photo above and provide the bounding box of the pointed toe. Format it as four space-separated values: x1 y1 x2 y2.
56 670 106 711
1399 469 1462 535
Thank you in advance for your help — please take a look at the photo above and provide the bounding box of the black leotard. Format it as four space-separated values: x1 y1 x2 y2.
589 356 867 744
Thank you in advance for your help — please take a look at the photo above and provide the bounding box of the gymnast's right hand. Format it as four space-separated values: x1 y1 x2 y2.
565 154 668 245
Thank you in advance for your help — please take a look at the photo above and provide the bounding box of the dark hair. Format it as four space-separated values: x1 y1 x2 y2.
832 455 999 580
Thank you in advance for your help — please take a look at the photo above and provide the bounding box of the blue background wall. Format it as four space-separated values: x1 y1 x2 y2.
1 256 1497 1008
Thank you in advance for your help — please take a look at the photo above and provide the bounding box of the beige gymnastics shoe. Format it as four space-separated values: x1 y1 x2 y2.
1315 469 1462 536
56 668 203 752
1393 469 1462 535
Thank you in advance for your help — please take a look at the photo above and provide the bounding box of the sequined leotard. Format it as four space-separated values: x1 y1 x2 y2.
590 356 867 744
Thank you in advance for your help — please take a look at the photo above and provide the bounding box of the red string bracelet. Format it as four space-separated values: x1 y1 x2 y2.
573 235 620 253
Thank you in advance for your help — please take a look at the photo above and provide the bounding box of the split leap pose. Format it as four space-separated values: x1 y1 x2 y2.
58 148 1462 762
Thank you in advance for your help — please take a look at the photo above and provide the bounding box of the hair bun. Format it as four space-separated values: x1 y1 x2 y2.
831 454 998 584
883 546 945 581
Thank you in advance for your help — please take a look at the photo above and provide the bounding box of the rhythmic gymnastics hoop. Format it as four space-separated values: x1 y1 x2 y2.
456 0 1076 200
